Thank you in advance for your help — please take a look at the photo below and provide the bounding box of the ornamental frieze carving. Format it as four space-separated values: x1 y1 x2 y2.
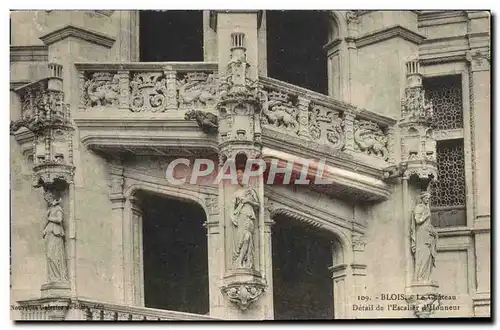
260 90 299 133
129 72 168 112
309 104 344 149
83 72 119 107
177 72 218 109
353 119 389 160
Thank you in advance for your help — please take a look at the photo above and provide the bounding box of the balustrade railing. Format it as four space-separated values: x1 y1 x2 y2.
73 62 397 165
259 76 397 164
75 62 218 113
16 298 220 321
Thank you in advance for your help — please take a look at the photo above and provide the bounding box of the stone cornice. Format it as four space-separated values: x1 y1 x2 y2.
10 45 48 62
418 10 467 27
94 10 114 17
74 115 218 153
40 25 116 48
10 80 31 90
263 147 391 202
355 25 427 48
323 38 343 52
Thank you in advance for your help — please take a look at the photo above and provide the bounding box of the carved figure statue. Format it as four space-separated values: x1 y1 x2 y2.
43 190 69 283
410 191 438 282
184 109 219 134
260 91 299 131
177 73 218 107
231 169 260 269
353 120 389 160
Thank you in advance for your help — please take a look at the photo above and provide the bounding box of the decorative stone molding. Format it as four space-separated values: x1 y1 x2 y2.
40 25 116 48
10 45 48 62
355 25 426 48
94 10 114 17
271 206 323 229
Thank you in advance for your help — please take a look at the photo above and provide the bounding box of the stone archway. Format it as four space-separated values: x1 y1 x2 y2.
267 204 354 320
120 179 218 315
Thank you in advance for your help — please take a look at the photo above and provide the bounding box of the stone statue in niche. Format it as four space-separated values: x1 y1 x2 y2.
231 169 260 270
410 191 438 282
43 190 69 283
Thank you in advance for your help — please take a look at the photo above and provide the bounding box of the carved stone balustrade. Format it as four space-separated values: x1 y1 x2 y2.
75 62 218 113
259 76 397 169
16 298 221 321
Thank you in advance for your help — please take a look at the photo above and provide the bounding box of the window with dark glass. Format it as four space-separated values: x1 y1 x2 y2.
139 10 203 62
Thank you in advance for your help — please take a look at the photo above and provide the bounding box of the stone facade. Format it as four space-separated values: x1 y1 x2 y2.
10 10 490 320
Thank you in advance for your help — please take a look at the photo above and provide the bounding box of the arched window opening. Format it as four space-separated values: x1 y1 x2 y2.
272 214 335 319
266 10 332 94
139 10 203 62
139 191 209 315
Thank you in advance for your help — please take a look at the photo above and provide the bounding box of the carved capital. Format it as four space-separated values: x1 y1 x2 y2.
466 49 490 72
352 233 366 252
205 195 219 215
346 11 360 24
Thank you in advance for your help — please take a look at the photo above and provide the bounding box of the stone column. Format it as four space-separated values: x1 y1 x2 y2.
297 96 310 139
329 264 348 319
351 233 367 302
467 49 491 313
215 11 269 319
343 110 356 153
203 196 226 317
108 161 126 304
122 196 143 306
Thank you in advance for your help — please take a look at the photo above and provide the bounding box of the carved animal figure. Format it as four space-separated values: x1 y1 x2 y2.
354 122 388 160
184 109 219 134
178 74 218 107
260 92 298 130
85 74 119 107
